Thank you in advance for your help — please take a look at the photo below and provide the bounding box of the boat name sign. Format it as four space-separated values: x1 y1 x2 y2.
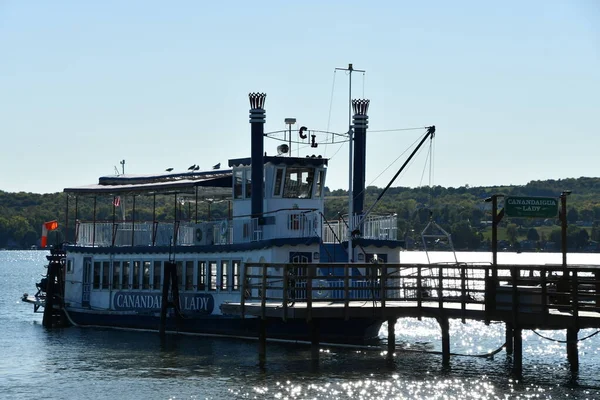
504 196 558 218
113 292 214 313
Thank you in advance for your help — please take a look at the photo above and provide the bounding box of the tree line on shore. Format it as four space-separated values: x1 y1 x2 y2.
1 176 600 251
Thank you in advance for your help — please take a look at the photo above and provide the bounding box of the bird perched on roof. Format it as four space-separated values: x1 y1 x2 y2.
165 168 173 172
193 165 200 171
188 164 196 170
212 163 220 170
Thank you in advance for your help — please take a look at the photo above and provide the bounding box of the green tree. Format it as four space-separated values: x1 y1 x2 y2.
450 221 481 250
506 223 518 244
567 207 579 224
526 228 540 241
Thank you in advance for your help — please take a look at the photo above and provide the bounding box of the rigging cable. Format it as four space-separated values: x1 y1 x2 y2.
338 129 431 218
418 144 432 188
363 131 428 193
370 127 430 133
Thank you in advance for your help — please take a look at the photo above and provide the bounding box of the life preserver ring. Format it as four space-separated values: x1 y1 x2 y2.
220 220 228 236
313 279 330 299
195 228 203 242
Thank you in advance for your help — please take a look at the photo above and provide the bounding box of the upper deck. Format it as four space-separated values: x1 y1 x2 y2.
63 157 398 249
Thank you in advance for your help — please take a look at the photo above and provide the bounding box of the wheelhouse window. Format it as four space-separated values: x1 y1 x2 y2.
209 261 217 291
153 261 161 290
315 169 325 198
234 170 243 199
197 261 206 291
220 260 229 291
273 168 284 197
283 167 315 199
66 259 73 274
244 168 252 198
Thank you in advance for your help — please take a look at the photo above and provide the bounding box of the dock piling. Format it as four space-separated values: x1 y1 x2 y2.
505 322 514 355
310 320 320 363
387 318 397 361
512 327 523 377
258 319 267 368
566 327 579 372
438 316 450 366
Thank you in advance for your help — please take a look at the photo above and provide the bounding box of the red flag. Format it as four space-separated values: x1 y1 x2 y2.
113 196 121 207
41 220 58 248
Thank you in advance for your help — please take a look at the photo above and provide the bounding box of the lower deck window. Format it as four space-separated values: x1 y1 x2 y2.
133 261 141 289
93 261 101 289
153 261 162 290
142 261 151 289
209 261 217 291
220 260 228 291
232 260 241 291
122 261 130 289
102 261 110 289
112 261 121 290
197 261 206 291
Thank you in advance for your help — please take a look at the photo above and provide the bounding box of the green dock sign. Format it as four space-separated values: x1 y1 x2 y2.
504 196 558 218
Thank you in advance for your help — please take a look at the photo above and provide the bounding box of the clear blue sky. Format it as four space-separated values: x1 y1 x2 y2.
1 1 598 194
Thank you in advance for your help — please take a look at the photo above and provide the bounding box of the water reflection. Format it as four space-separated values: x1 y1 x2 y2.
5 251 600 399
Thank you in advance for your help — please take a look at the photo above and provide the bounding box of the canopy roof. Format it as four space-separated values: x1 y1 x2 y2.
229 155 328 168
64 169 233 198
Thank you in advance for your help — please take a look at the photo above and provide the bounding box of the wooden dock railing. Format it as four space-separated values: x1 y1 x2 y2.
237 262 600 328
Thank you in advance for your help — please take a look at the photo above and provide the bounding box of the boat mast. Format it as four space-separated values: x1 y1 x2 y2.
335 63 364 262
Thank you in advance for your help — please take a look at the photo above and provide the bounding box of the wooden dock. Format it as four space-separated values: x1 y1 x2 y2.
220 261 600 375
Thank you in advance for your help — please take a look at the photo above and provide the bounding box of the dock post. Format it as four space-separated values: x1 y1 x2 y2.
387 318 397 361
505 322 514 355
512 327 523 377
258 319 267 368
438 316 450 366
310 320 320 364
566 327 579 372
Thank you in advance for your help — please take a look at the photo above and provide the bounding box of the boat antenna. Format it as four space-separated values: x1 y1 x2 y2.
335 63 365 263
120 159 125 175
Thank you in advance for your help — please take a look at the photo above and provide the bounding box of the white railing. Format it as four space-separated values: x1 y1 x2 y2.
321 214 397 243
75 210 323 247
74 211 397 247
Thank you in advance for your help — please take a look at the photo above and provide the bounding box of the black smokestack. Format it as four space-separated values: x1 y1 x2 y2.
249 93 266 218
352 99 369 216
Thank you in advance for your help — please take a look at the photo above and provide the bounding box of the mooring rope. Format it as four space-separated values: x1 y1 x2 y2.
532 329 600 343
389 342 506 359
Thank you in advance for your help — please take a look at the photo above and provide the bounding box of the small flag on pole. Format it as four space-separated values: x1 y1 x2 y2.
41 220 58 248
113 196 121 207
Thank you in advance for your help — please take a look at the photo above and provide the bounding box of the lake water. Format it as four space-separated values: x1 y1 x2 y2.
2 250 600 399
